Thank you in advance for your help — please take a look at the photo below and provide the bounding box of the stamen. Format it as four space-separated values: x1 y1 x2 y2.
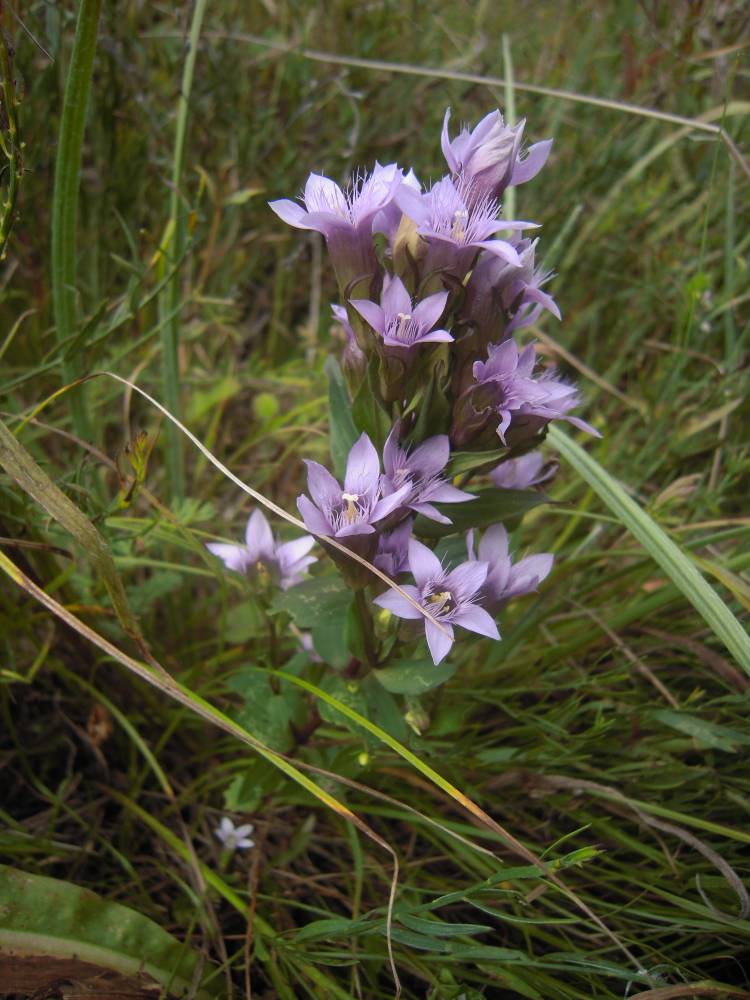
451 209 468 242
396 312 412 340
341 492 361 522
427 590 452 613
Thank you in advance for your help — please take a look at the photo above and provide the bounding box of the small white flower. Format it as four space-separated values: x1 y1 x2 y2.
214 817 255 851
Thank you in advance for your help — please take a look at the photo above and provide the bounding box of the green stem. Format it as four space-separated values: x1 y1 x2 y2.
354 587 377 668
51 0 102 441
159 0 208 500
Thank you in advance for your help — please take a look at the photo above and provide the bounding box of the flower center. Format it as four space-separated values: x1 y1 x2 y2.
427 590 452 613
451 209 468 241
396 312 412 340
341 492 361 522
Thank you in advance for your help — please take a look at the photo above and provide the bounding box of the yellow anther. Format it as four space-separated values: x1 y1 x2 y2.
341 492 360 522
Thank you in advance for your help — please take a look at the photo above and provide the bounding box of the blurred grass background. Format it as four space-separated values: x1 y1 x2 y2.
1 1 749 997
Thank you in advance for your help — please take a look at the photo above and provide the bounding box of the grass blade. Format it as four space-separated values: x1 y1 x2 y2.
548 425 750 675
51 0 102 440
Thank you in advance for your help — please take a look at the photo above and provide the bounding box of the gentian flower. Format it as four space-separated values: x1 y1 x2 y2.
374 538 499 665
395 175 527 281
382 423 475 524
490 451 557 490
463 239 560 342
350 274 452 350
468 339 599 444
270 164 404 293
214 817 255 852
441 107 552 205
297 433 410 541
374 518 413 577
206 510 316 590
467 524 553 613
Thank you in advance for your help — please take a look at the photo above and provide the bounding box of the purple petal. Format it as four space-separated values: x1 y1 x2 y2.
444 560 488 602
395 183 429 225
511 139 553 186
425 620 454 665
476 240 521 267
478 524 509 564
565 414 602 437
381 273 412 318
412 290 449 332
441 107 459 173
206 543 250 574
350 298 385 335
277 534 316 567
509 553 554 594
304 173 347 215
408 538 443 590
296 495 332 536
344 433 380 496
370 482 412 521
335 521 376 537
268 199 312 230
382 423 401 480
373 584 424 620
245 509 274 560
415 330 454 344
305 460 342 510
525 286 561 321
409 435 449 477
452 604 500 640
425 482 476 504
409 502 451 524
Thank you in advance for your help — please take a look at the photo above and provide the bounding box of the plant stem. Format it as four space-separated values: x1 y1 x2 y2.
158 0 208 501
354 587 377 668
51 0 102 441
0 27 22 261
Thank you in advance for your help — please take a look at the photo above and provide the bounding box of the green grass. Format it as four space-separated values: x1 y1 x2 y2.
1 2 749 997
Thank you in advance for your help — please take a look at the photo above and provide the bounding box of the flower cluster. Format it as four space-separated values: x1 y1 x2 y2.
240 106 598 667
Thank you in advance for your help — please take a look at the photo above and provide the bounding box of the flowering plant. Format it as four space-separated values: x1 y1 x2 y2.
209 107 597 744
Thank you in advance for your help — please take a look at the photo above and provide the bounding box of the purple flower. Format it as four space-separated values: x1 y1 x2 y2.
470 339 599 443
467 524 553 612
395 175 528 281
297 433 410 541
441 107 552 205
206 510 317 590
350 274 452 350
374 538 499 664
269 164 404 293
463 239 560 342
490 451 557 490
382 423 475 524
374 518 413 577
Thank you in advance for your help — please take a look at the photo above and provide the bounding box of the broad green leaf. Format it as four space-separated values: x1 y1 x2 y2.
228 670 305 752
548 425 750 676
415 488 549 538
375 658 457 694
312 615 352 669
325 356 358 477
0 865 215 997
270 575 351 628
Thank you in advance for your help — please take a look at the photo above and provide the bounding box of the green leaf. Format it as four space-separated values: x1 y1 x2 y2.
650 709 750 752
415 488 549 538
548 425 750 676
270 575 352 628
351 355 390 450
398 914 491 937
325 356 358 477
312 614 352 669
447 448 507 477
228 671 305 752
374 658 457 694
224 599 265 643
0 865 215 997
